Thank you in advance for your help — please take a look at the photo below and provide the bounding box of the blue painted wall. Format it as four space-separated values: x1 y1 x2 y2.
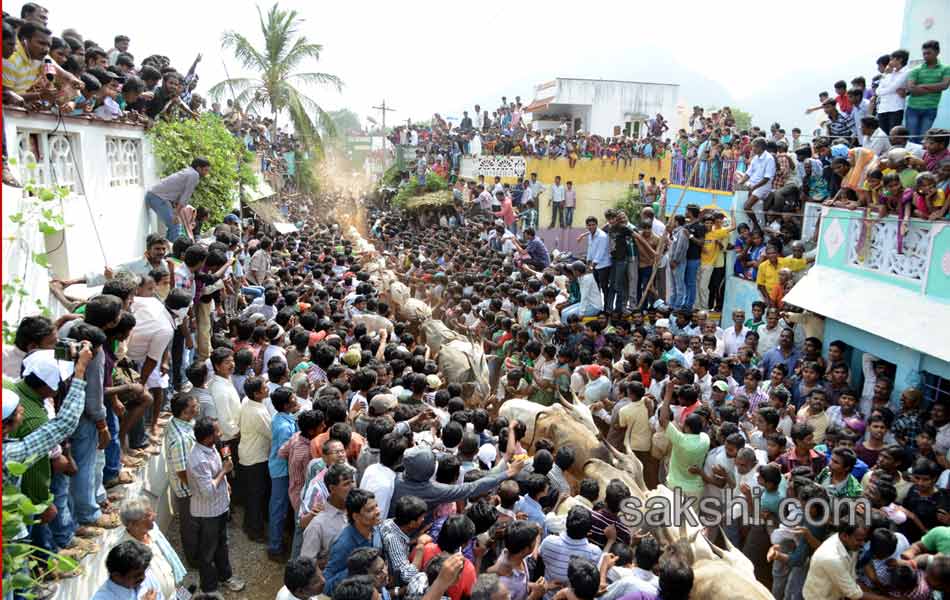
823 318 924 407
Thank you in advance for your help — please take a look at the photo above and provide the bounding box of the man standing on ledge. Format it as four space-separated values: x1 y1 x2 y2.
146 157 211 243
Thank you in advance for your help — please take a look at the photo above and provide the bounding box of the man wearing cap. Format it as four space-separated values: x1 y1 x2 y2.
4 343 93 542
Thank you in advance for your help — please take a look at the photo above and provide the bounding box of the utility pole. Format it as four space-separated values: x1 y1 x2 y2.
372 100 396 168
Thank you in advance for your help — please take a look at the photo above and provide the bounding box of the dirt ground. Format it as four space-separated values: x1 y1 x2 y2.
165 503 285 599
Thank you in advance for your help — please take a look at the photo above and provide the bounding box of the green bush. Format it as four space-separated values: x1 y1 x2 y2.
148 114 257 223
425 172 448 192
4 462 77 594
391 172 448 208
615 186 643 223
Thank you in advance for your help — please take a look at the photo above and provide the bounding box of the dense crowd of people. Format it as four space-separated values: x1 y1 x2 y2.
1 4 300 192
4 147 950 600
386 98 671 177
4 5 950 600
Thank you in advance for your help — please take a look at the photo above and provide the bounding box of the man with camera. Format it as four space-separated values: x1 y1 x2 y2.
3 341 94 548
57 294 125 532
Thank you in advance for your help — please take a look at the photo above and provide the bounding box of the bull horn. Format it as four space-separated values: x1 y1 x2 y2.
717 527 739 554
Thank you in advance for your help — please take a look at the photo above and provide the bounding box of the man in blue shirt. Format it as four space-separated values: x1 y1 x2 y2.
514 228 550 270
268 389 299 557
514 473 549 537
760 329 801 376
91 539 162 600
324 488 383 595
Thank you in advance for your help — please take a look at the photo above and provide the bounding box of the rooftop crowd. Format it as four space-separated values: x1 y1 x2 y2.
386 98 671 176
1 4 301 191
3 7 950 600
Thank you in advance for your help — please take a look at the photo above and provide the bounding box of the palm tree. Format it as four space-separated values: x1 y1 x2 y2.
210 3 342 153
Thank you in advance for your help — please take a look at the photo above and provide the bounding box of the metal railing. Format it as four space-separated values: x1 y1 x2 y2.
669 158 741 192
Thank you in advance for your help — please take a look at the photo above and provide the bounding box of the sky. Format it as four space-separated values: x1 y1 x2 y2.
27 0 908 134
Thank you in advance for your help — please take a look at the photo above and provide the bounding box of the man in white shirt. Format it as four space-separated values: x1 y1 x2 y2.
359 432 405 520
529 172 545 205
238 377 271 540
127 287 192 438
722 309 749 357
860 116 891 156
738 138 775 229
874 50 911 135
549 175 566 229
275 556 325 600
208 348 242 449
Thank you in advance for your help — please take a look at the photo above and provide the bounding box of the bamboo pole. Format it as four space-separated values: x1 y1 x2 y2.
636 155 702 309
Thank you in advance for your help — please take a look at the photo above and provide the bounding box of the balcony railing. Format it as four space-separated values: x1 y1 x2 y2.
669 158 741 192
816 206 947 298
845 212 933 281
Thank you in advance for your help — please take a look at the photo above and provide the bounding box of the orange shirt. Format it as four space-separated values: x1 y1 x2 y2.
310 430 365 462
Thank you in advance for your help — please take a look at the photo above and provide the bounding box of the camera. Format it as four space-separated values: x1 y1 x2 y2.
54 338 81 362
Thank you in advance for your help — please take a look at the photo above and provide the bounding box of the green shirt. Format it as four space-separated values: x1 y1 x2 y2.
907 61 950 109
922 526 950 554
12 381 52 504
816 467 863 499
665 422 710 495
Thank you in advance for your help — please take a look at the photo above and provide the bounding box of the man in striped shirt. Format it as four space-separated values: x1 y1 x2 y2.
163 392 199 568
186 417 246 593
538 505 603 599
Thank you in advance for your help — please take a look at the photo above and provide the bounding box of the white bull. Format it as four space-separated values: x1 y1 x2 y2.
437 338 490 405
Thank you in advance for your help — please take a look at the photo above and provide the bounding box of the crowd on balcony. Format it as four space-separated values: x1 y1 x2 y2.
385 96 672 174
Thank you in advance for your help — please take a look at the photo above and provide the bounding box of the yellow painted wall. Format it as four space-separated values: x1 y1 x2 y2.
484 157 670 227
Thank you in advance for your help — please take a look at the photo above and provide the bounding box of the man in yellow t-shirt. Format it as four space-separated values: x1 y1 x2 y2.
698 210 735 310
756 242 812 305
3 23 49 97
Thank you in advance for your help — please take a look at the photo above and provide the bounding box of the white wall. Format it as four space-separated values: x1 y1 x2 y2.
2 110 159 320
553 79 679 137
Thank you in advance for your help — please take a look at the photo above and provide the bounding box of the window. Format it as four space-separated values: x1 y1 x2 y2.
16 130 83 194
106 137 142 187
922 372 950 405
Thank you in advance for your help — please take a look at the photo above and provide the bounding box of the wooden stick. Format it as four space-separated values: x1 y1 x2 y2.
636 156 702 309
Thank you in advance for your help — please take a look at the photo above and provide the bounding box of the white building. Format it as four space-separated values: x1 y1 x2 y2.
524 77 679 138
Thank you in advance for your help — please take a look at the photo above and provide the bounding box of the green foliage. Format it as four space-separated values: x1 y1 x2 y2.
380 165 404 188
4 474 78 595
328 109 362 136
391 172 448 208
148 114 256 223
210 3 343 157
615 185 643 223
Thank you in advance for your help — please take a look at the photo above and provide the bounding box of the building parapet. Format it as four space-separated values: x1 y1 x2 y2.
815 206 950 302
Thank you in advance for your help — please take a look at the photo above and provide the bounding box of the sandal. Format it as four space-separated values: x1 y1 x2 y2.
121 456 146 468
106 470 135 487
87 513 121 529
74 525 105 539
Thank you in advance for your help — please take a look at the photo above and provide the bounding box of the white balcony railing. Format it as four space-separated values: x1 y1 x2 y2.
846 214 933 281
